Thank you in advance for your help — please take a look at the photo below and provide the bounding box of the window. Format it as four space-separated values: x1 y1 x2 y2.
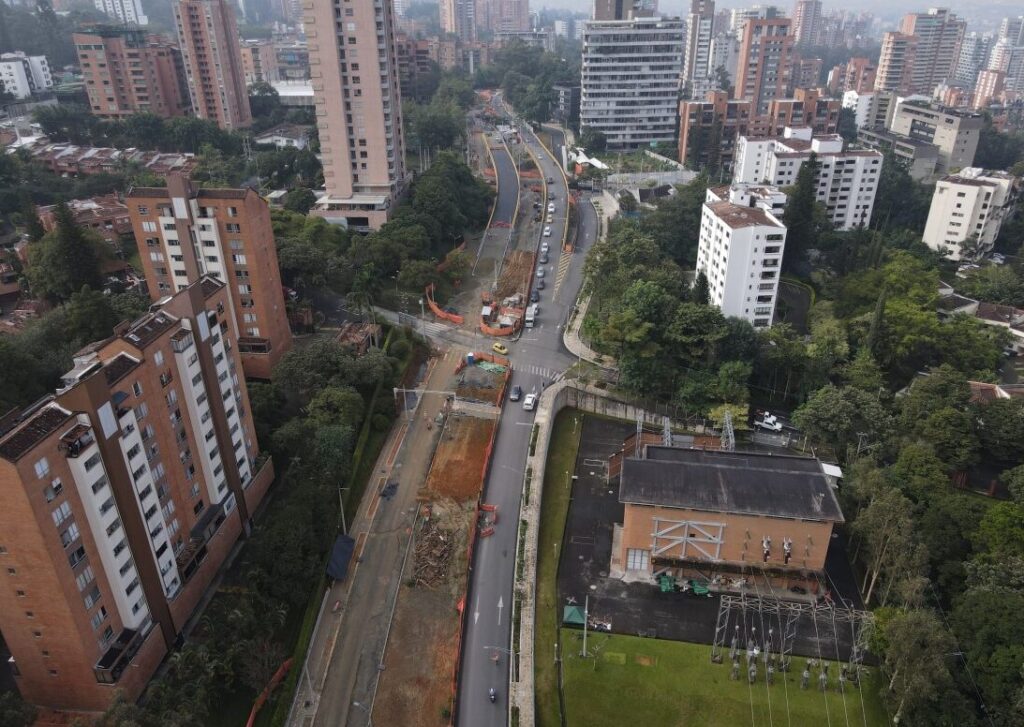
16 590 25 597
89 607 108 630
52 502 72 527
137 206 148 215
83 585 101 609
83 452 101 472
67 545 86 568
44 479 63 502
34 458 50 478
76 566 94 591
6 567 15 575
60 523 80 548
225 223 241 233
626 549 650 571
141 221 157 232
133 381 143 397
153 350 164 367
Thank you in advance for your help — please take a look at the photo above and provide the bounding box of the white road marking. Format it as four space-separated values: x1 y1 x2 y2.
497 596 504 625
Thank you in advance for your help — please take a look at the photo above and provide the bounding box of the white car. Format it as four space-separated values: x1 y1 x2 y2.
543 226 552 237
547 203 555 213
523 394 537 411
546 214 553 224
540 242 550 253
753 413 783 432
536 267 545 278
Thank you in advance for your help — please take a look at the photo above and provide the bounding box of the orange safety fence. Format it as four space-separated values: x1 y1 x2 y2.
246 658 294 727
436 242 467 273
425 284 465 325
479 319 519 337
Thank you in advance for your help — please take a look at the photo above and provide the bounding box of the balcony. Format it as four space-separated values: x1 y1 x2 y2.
60 425 95 458
94 625 148 684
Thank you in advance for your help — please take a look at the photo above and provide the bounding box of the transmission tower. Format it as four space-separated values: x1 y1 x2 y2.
721 410 735 452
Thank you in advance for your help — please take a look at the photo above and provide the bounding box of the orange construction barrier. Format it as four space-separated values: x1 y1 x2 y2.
425 283 464 325
245 658 294 727
480 503 497 512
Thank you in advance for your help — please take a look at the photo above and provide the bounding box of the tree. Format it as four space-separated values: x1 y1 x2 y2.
837 106 858 143
852 486 924 604
282 187 317 215
64 286 122 344
782 151 822 269
691 270 710 305
22 199 44 241
248 81 281 120
26 201 104 302
578 126 607 153
793 384 892 461
975 398 1024 462
879 608 958 724
306 385 365 429
0 691 35 727
842 348 885 393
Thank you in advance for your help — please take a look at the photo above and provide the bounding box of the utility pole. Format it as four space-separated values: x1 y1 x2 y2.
581 594 589 658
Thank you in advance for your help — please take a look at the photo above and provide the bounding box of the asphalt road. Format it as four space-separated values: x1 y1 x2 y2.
455 98 599 727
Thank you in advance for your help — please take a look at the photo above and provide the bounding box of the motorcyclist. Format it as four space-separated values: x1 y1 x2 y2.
488 688 497 703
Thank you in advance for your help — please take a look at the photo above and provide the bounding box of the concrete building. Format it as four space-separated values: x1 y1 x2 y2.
974 69 1006 109
615 447 843 579
37 195 133 247
890 101 983 175
989 17 1024 96
253 123 312 150
729 4 784 33
0 277 273 712
857 127 939 180
580 17 684 150
73 28 190 119
174 0 252 130
439 0 476 42
593 0 656 21
476 0 529 33
683 0 715 98
707 31 739 89
275 41 310 81
842 89 896 131
696 186 787 326
127 177 293 380
0 52 53 99
827 57 876 95
874 32 917 94
789 53 822 94
305 0 407 230
240 39 279 84
922 167 1018 260
552 84 581 129
93 0 148 25
954 32 994 89
792 0 822 47
554 20 570 39
735 17 794 114
679 88 839 172
899 8 966 95
734 126 882 230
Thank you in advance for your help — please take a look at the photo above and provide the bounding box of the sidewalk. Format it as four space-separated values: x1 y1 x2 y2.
563 294 614 369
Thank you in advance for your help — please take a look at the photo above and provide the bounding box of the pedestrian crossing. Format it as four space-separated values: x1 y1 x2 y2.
510 362 560 380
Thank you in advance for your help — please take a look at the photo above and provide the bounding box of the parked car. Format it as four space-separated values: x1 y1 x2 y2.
530 289 540 303
547 202 555 213
536 267 545 278
492 342 509 355
509 385 523 401
753 413 783 432
546 214 553 224
540 242 549 253
543 226 552 237
539 252 549 264
523 393 537 411
537 279 545 290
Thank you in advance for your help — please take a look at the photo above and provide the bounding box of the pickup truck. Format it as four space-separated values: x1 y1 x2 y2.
753 413 783 432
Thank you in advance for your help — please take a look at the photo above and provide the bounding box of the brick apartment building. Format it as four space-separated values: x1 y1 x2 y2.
127 176 292 380
0 276 274 712
73 26 191 120
679 88 840 172
37 195 133 246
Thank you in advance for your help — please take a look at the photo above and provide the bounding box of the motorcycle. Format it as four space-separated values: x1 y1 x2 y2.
488 688 497 703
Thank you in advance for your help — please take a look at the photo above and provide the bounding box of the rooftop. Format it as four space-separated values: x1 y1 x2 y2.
705 201 783 230
620 448 844 523
0 403 72 461
121 311 178 349
103 353 140 386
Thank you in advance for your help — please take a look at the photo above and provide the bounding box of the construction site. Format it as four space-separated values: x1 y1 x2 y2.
372 352 508 725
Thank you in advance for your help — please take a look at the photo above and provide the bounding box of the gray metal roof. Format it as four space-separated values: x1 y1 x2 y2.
619 448 844 523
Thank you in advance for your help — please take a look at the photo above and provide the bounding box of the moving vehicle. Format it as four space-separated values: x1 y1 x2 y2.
492 342 509 355
489 688 497 703
543 226 552 237
523 394 537 411
509 385 523 401
753 412 783 432
546 214 553 224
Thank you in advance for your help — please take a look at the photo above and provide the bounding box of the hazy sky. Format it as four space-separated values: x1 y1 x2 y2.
535 0 1021 30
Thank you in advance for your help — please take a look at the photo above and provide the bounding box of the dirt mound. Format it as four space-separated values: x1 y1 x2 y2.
423 413 495 501
496 248 534 300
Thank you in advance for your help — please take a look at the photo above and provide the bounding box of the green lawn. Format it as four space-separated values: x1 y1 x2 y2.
535 409 584 727
559 630 889 727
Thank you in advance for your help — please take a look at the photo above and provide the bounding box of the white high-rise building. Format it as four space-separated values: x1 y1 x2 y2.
729 4 784 33
554 20 570 38
734 126 882 230
683 0 715 97
990 17 1024 95
0 52 52 99
696 184 788 327
708 32 740 88
923 168 1017 261
94 0 148 25
954 33 994 88
580 17 684 149
841 89 896 130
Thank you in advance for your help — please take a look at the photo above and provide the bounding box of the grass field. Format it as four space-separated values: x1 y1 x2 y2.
559 630 889 727
535 409 584 727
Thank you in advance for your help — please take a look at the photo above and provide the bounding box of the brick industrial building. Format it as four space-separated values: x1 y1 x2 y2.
0 277 274 712
73 26 191 120
127 176 293 380
614 446 843 582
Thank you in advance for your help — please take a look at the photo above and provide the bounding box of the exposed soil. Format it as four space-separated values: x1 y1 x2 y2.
455 363 506 406
372 499 474 727
423 413 495 501
496 249 534 301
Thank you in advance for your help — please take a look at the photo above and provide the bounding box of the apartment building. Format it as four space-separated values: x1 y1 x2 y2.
827 57 876 95
37 195 133 247
792 0 822 47
439 0 476 42
0 52 53 99
580 17 684 150
74 28 190 120
552 84 581 129
899 8 966 95
857 127 939 180
954 33 994 89
475 0 529 33
240 40 279 84
922 167 1018 260
974 69 1006 109
93 0 148 25
735 17 794 114
679 88 839 171
734 126 882 230
683 0 715 98
842 89 896 131
174 0 252 130
875 32 917 94
593 0 656 21
128 176 292 380
708 31 740 89
696 185 787 327
305 0 407 230
0 277 273 712
990 16 1024 96
789 54 822 94
890 101 983 175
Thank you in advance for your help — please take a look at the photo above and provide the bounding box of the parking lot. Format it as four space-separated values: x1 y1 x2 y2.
556 416 866 661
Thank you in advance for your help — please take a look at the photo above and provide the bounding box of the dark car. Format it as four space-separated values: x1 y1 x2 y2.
509 385 523 401
530 289 540 303
537 279 545 290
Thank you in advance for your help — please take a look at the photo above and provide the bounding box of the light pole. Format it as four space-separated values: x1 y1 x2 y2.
338 485 349 535
352 700 372 726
